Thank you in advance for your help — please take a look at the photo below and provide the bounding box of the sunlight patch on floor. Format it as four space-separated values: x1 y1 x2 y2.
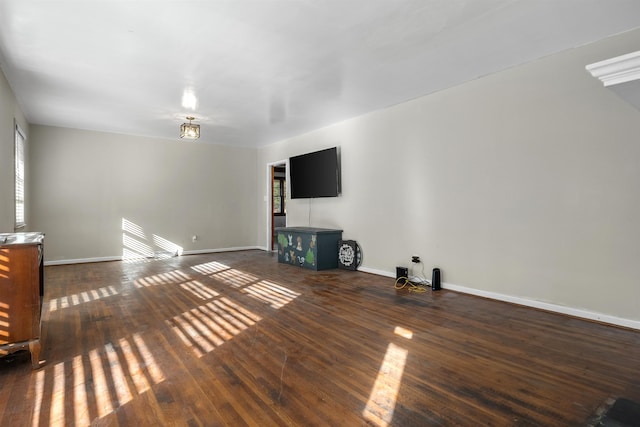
190 260 261 288
242 280 300 309
214 268 259 288
30 333 165 426
168 297 262 358
72 354 90 426
180 280 220 300
394 326 413 339
48 285 119 311
190 261 230 275
134 270 191 288
363 328 412 426
173 261 301 357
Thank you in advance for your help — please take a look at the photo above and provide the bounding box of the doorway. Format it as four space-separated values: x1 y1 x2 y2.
270 162 287 251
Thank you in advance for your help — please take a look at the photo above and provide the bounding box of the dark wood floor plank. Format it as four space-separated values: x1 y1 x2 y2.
1 250 639 426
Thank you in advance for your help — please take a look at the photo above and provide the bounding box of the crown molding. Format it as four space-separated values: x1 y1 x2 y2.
586 50 640 87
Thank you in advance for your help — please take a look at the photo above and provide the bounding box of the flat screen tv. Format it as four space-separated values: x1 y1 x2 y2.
289 147 341 199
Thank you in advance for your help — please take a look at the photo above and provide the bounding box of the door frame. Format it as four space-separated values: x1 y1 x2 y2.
266 159 287 252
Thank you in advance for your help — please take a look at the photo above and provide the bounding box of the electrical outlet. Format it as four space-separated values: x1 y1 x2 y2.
411 255 420 263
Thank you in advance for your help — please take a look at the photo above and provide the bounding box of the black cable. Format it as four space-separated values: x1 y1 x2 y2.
409 260 430 286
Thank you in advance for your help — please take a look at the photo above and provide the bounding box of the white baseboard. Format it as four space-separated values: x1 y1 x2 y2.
442 281 640 331
44 246 262 266
182 246 261 256
358 266 395 278
358 266 639 330
45 256 122 266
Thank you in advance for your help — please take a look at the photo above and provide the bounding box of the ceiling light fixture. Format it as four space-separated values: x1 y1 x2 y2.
180 116 200 140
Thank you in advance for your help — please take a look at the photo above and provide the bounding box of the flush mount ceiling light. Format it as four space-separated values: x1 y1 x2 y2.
180 116 200 140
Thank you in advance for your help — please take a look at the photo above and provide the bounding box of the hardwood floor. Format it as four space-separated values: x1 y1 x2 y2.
1 250 639 426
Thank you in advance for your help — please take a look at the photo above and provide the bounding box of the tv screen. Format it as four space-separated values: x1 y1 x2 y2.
289 147 341 199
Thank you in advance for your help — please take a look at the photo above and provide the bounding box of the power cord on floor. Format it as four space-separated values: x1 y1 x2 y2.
409 262 429 287
394 277 429 293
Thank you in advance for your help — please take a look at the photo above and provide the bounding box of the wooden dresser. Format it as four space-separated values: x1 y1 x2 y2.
0 232 44 368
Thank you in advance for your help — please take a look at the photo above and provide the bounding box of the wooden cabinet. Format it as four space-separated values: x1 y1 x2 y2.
275 227 342 270
0 232 44 368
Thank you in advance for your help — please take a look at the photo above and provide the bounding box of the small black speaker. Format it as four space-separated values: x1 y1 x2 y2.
432 268 441 291
396 266 408 285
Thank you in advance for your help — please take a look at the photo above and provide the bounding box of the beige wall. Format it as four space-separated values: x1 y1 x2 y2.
257 29 640 324
0 67 28 232
7 28 640 326
29 126 258 262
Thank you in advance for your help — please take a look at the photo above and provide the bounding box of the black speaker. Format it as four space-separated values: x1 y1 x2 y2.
431 268 441 291
396 266 408 285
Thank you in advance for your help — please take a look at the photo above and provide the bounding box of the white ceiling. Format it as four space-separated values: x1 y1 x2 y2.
1 1 640 147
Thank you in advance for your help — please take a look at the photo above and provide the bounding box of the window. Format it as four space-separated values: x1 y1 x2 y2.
15 124 25 229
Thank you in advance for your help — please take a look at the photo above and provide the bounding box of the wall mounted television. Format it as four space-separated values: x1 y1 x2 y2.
289 147 341 199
